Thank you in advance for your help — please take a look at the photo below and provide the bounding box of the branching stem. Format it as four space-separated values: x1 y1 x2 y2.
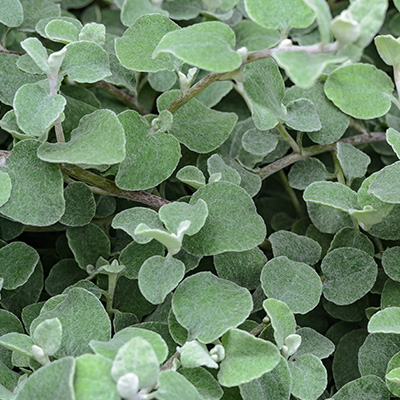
276 123 300 153
279 170 305 218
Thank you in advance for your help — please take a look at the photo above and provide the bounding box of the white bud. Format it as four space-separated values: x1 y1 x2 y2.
32 345 49 365
279 39 293 48
330 10 360 44
117 373 140 399
236 47 248 63
209 344 225 362
282 334 302 357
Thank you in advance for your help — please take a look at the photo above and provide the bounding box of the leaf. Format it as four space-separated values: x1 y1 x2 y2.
111 337 159 388
135 224 181 253
0 172 11 209
172 272 253 343
45 19 80 43
115 14 179 73
263 298 296 349
329 227 374 257
324 64 394 119
157 370 202 400
307 202 353 234
239 356 291 400
32 318 62 356
15 357 75 400
0 0 23 27
35 16 83 39
138 256 185 305
387 128 400 158
332 375 390 400
20 38 50 75
74 354 119 400
233 20 280 52
0 333 34 358
337 142 371 181
120 0 169 26
243 58 285 130
284 98 321 132
0 140 65 226
0 242 39 291
244 0 315 30
90 326 168 364
176 166 206 189
20 0 60 32
261 256 322 315
115 110 180 190
30 288 111 357
154 22 241 73
112 207 164 244
66 224 110 270
242 129 278 156
304 181 359 212
368 161 400 203
62 41 111 83
291 327 335 360
79 23 106 45
179 341 218 369
214 247 267 291
375 35 400 67
157 90 237 153
382 247 400 282
218 329 280 387
348 0 389 49
13 81 66 137
321 247 377 305
288 158 330 190
269 231 322 266
303 0 332 45
37 109 125 165
60 182 96 227
207 154 241 185
368 307 400 333
180 367 224 400
183 182 266 256
289 354 327 400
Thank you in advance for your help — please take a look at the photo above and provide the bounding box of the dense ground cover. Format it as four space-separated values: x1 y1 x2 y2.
1 0 400 399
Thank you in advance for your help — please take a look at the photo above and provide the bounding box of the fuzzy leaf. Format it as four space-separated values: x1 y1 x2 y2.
387 128 400 158
382 246 400 282
324 64 393 119
154 22 241 73
45 19 80 43
176 166 206 189
172 272 253 343
368 161 400 203
79 23 105 45
288 158 330 190
33 318 62 356
337 142 371 181
292 327 335 360
179 341 218 369
284 98 321 132
368 307 400 333
121 0 169 27
242 129 278 156
20 0 60 32
375 35 400 67
157 371 202 400
37 110 125 165
207 154 241 185
0 0 23 27
332 375 390 400
20 38 50 75
0 333 34 358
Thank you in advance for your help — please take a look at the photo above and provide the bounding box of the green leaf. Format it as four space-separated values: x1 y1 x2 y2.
395 0 400 11
284 98 321 132
90 326 168 364
324 64 394 119
383 247 400 282
289 354 327 400
0 333 34 358
74 354 119 400
138 256 185 305
337 142 371 181
387 128 400 158
321 247 377 305
66 224 110 270
35 16 83 39
121 0 169 26
33 318 62 356
381 280 400 309
45 19 80 44
60 182 96 227
292 327 335 360
115 110 180 191
112 207 164 244
79 23 106 45
263 298 296 349
244 0 315 30
62 0 92 8
242 129 278 157
0 0 23 27
214 247 267 291
176 166 206 189
368 161 400 203
303 0 332 45
183 182 266 256
207 154 241 185
37 109 125 165
159 200 208 236
172 272 253 343
157 370 202 400
243 58 285 130
375 35 400 67
180 367 224 400
157 90 237 153
269 231 322 266
288 158 330 190
20 38 50 75
154 22 241 73
233 20 280 52
30 288 111 357
115 14 179 73
307 202 353 234
0 242 39 291
62 41 111 83
261 256 322 314
329 227 374 257
368 307 400 333
332 375 390 400
0 140 65 226
240 356 291 400
15 357 75 400
179 340 218 369
111 337 159 388
304 181 359 212
13 81 66 137
0 172 11 210
135 224 182 253
20 0 60 32
218 329 280 387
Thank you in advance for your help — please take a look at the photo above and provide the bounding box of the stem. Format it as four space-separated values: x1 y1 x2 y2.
331 150 346 185
95 81 148 115
279 170 305 218
48 74 65 142
258 131 386 180
106 273 118 317
276 123 300 153
160 352 180 372
61 164 170 209
394 67 400 104
249 322 268 336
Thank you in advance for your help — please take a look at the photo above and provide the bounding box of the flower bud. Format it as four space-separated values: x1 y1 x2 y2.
330 10 360 45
